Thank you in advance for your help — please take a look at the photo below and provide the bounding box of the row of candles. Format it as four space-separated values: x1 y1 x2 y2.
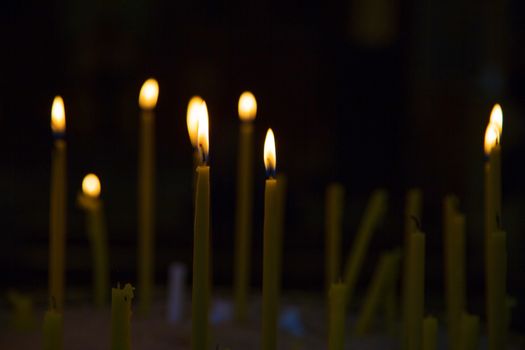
41 77 507 350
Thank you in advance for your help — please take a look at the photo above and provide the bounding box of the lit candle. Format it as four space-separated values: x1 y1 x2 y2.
192 101 211 350
328 282 347 350
325 183 345 292
77 174 109 307
406 228 425 350
137 78 159 315
187 95 204 176
343 189 388 304
49 96 67 312
234 91 257 322
43 301 63 350
111 283 134 350
262 128 279 350
458 313 480 350
422 315 438 350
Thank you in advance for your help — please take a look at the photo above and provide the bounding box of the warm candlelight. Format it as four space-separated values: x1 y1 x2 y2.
234 91 257 322
262 128 279 350
192 101 211 350
49 95 67 312
187 95 203 149
137 78 159 315
82 174 101 198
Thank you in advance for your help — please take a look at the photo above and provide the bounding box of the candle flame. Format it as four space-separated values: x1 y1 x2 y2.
186 96 203 147
238 91 257 121
489 103 503 135
82 173 101 198
138 78 159 110
51 96 66 134
484 123 499 156
264 128 276 176
197 101 209 163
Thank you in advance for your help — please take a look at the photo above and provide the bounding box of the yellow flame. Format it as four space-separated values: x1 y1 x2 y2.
186 96 203 147
197 101 209 160
264 128 276 174
238 91 257 121
484 123 499 155
489 103 503 135
138 78 159 110
51 96 66 133
82 173 101 198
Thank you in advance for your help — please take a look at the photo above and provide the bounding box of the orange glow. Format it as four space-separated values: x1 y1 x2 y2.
489 103 503 135
484 123 499 155
138 78 159 110
238 91 257 121
186 96 203 147
51 96 66 134
197 101 209 161
82 173 101 198
264 128 276 176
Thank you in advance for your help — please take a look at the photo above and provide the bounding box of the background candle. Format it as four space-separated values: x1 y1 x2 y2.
111 283 134 350
192 102 210 350
43 303 63 350
49 96 67 312
422 316 437 350
459 313 479 350
328 283 347 350
77 173 109 307
233 91 257 322
137 78 159 315
325 183 345 292
406 229 425 350
262 128 279 350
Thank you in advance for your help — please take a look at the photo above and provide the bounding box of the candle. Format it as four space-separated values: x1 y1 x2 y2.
406 229 425 350
137 78 159 315
275 173 287 295
187 96 204 182
343 189 388 304
49 96 67 312
355 249 400 335
487 230 507 350
77 174 109 307
43 302 63 350
328 283 347 350
233 91 257 322
458 313 479 350
192 101 211 350
262 128 279 350
325 183 345 292
422 316 438 350
111 283 134 350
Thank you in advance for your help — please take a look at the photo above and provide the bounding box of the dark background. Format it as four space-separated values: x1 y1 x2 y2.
2 0 525 331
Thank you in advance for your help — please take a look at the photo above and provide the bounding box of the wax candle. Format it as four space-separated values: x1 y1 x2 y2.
489 104 503 227
49 96 67 312
355 249 400 335
262 128 279 350
192 101 210 350
137 78 159 315
77 174 109 307
111 283 134 350
328 283 347 350
402 189 422 342
422 316 437 350
487 230 507 350
406 230 425 350
43 303 63 350
325 183 345 292
275 173 287 297
233 91 257 322
343 189 388 304
459 313 479 350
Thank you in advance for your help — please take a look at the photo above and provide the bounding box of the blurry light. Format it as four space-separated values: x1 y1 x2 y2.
82 173 101 198
138 78 159 110
238 91 257 121
51 96 66 134
187 96 203 147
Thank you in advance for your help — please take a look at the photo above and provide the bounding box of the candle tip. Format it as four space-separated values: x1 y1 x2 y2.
238 91 257 121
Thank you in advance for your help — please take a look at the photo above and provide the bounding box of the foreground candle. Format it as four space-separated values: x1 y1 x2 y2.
111 283 134 350
137 78 159 315
325 183 345 292
262 128 279 350
234 91 257 322
406 228 425 350
192 101 210 350
43 301 63 350
77 174 109 307
328 283 347 350
49 96 67 312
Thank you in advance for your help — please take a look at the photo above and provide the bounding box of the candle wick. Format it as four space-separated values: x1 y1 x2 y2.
410 215 421 230
199 143 207 165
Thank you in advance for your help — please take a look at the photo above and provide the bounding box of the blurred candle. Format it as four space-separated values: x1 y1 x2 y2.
234 91 257 322
343 189 388 304
487 230 507 350
192 102 211 350
459 313 480 350
137 78 159 315
111 283 134 350
262 129 279 350
328 283 347 350
43 301 63 350
77 173 109 307
325 183 345 292
406 229 425 350
49 96 67 312
422 316 438 350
